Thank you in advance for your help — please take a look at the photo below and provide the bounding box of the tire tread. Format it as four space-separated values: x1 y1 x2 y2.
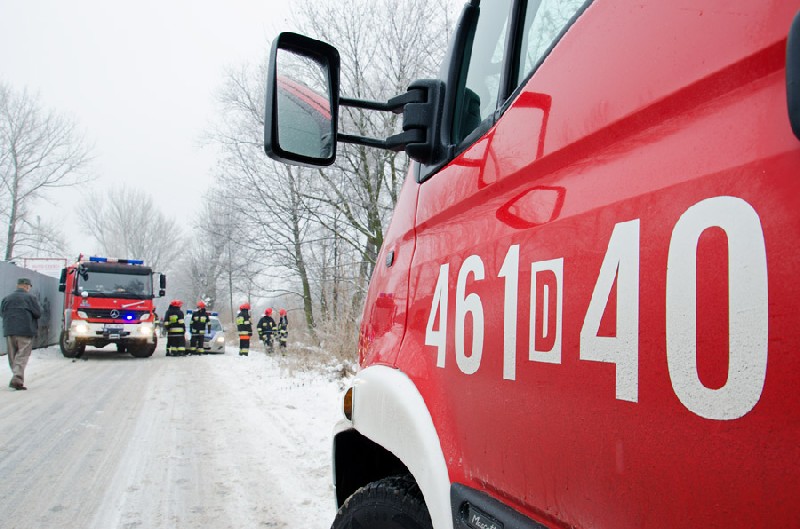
332 474 433 529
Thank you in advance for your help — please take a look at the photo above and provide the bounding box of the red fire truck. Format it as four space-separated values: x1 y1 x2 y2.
58 256 166 358
264 1 800 529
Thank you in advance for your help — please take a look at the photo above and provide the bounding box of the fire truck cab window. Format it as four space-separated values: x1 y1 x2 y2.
79 272 151 298
452 0 514 145
517 0 589 85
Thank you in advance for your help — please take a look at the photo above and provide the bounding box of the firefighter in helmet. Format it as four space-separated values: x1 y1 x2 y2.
164 300 186 356
189 300 211 355
236 302 253 356
278 308 289 350
257 307 276 353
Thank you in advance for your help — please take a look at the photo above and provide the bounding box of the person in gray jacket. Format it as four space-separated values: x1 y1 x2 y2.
2 277 41 390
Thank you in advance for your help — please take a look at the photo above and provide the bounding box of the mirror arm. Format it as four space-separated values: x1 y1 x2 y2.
386 129 426 152
337 86 431 152
338 133 390 149
340 89 424 114
339 130 426 152
340 97 395 112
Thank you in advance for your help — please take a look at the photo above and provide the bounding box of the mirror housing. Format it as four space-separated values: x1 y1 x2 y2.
264 32 340 167
159 273 167 298
58 268 66 292
263 32 446 168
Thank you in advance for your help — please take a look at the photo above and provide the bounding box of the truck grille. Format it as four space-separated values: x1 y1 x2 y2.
82 308 149 321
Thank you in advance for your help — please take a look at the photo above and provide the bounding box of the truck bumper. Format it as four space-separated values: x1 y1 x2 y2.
67 321 157 347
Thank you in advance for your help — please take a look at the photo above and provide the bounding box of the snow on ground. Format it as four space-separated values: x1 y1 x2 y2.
0 342 353 529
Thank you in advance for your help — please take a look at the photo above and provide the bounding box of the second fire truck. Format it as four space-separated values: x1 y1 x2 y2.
58 255 166 358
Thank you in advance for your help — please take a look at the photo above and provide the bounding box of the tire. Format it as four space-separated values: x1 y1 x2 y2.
59 330 85 358
147 335 158 355
129 340 155 358
331 475 433 529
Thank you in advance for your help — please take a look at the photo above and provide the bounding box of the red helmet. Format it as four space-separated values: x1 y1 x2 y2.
279 308 287 316
265 308 273 316
240 302 250 310
197 300 206 309
170 299 183 307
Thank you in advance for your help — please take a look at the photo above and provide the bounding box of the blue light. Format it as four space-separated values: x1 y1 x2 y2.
89 256 108 262
126 315 133 320
126 259 144 265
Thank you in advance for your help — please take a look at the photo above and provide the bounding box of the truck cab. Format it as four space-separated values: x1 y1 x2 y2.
58 256 166 358
264 2 800 528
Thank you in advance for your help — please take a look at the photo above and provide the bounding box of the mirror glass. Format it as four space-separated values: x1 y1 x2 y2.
275 48 334 159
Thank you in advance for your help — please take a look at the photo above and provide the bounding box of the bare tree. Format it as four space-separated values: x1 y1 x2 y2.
0 81 93 260
14 215 68 258
78 185 184 272
210 63 322 335
187 187 262 320
207 0 460 344
295 0 456 278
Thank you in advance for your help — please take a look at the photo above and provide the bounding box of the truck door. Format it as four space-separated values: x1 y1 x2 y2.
405 1 800 528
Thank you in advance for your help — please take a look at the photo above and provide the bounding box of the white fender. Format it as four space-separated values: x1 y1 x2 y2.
349 365 453 529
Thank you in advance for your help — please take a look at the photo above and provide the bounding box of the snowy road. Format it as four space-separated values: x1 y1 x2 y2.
0 344 345 529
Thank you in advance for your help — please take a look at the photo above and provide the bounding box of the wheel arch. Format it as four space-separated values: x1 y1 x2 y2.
333 428 408 506
333 365 453 529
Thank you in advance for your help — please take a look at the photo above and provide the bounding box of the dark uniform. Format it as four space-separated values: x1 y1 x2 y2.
164 302 186 356
190 304 211 355
236 305 253 356
256 309 276 353
278 309 288 350
2 278 41 389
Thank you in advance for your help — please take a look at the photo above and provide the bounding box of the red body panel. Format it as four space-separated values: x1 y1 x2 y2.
359 1 800 528
62 262 156 328
359 170 420 368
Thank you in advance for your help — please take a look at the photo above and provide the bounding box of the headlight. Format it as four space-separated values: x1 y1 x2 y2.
72 322 90 334
215 335 225 343
139 324 154 335
77 311 88 318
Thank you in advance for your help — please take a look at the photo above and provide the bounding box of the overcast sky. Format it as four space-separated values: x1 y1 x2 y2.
0 0 295 257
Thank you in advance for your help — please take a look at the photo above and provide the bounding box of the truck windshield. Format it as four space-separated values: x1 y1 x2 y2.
78 272 153 299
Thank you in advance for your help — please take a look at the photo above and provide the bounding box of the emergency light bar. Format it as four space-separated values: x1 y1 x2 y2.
88 256 145 265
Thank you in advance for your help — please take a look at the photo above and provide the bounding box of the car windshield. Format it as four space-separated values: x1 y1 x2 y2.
209 319 223 332
78 272 152 299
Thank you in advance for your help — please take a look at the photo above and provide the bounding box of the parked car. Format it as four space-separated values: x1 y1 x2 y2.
184 310 226 354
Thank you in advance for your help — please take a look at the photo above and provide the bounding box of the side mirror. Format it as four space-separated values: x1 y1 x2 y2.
158 274 167 298
264 32 340 167
58 268 66 293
